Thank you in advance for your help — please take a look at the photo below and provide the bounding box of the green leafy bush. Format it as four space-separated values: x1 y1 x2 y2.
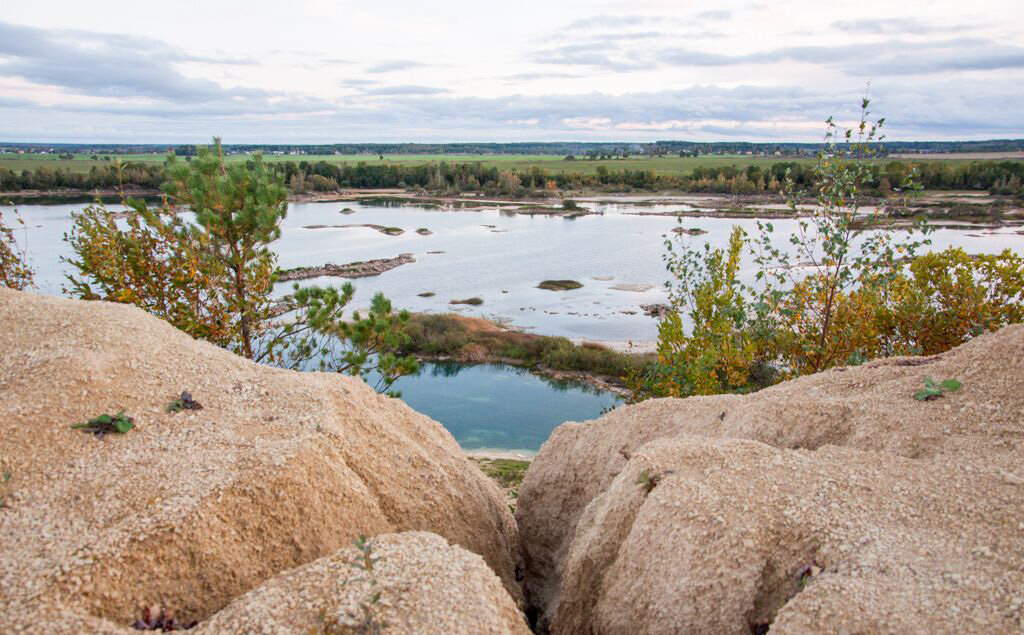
64 141 417 394
72 412 135 437
166 391 203 413
635 97 1023 401
914 377 962 401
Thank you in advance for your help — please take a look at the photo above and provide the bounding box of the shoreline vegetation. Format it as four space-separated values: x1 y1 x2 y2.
4 188 1022 229
468 456 531 510
400 313 655 398
2 146 1023 209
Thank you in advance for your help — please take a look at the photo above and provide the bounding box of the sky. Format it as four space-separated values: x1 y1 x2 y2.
1 0 1022 143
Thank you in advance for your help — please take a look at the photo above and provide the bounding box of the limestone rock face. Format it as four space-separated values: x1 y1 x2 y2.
517 324 1024 634
0 289 523 633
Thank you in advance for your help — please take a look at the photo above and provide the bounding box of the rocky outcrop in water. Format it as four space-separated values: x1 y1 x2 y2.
0 288 524 633
671 226 708 235
639 303 672 318
517 325 1024 633
303 223 405 235
276 253 415 281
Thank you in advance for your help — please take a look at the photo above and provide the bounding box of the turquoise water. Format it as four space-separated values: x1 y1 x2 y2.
394 362 619 453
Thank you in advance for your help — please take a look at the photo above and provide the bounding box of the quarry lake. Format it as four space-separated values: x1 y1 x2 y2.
389 361 620 454
9 197 1024 452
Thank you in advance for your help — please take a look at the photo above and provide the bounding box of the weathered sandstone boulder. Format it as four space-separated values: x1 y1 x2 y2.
518 325 1024 633
0 288 524 633
199 532 530 634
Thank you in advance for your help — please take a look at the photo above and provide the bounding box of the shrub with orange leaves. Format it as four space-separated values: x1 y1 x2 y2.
635 97 1024 402
0 208 34 290
64 196 236 349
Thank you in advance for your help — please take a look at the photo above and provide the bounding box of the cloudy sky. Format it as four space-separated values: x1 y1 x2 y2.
1 0 1022 143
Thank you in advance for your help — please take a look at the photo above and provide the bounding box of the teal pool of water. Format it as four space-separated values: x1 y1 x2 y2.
393 361 620 453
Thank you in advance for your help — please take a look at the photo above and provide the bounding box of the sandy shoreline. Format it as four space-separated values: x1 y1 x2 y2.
570 337 658 355
465 448 536 461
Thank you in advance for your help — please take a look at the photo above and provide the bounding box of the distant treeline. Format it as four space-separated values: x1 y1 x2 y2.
3 139 1023 158
0 163 165 191
3 159 1023 197
276 159 1024 196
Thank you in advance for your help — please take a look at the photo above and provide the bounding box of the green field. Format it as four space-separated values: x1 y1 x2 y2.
0 152 818 176
4 151 1018 180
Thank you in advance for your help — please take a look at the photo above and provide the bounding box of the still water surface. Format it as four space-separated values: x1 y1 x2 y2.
7 198 1022 451
12 198 1024 342
397 361 619 453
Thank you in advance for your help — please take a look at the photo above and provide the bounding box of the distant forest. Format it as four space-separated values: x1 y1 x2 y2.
2 157 1023 197
2 139 1024 158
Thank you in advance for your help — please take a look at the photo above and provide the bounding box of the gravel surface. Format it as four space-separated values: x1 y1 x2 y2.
0 288 521 633
199 532 529 634
520 324 1024 633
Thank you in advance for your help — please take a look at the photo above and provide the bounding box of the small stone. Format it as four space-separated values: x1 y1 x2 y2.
1001 471 1024 485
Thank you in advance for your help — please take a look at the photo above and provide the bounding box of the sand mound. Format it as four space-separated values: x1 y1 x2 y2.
200 532 529 634
518 325 1024 633
0 288 522 632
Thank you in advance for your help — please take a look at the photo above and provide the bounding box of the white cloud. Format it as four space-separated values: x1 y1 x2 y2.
0 0 1021 142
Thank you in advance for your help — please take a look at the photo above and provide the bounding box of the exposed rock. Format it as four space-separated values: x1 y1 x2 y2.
450 297 484 306
671 226 708 235
0 289 521 633
611 283 654 293
276 253 415 281
198 532 529 634
537 280 583 291
416 227 433 235
303 223 404 235
517 325 1024 633
511 206 599 217
639 302 672 318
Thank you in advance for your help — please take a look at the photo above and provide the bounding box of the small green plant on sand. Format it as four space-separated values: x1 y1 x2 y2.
472 458 529 512
350 535 379 573
636 470 661 493
72 411 135 436
166 391 203 413
914 377 961 401
315 535 386 634
0 467 11 508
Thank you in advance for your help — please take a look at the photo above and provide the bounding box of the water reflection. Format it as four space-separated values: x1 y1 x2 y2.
9 198 1024 343
425 360 467 377
398 361 621 451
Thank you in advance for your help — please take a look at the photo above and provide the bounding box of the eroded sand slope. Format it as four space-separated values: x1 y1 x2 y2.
518 325 1024 633
0 288 525 633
